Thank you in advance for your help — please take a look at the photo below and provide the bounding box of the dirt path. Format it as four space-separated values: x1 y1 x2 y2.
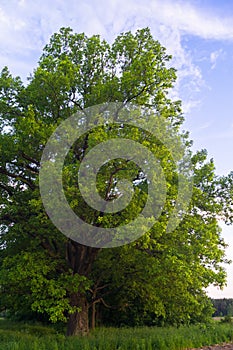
189 343 233 349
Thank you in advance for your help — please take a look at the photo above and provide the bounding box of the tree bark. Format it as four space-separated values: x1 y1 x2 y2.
66 292 89 336
66 240 99 336
91 301 96 330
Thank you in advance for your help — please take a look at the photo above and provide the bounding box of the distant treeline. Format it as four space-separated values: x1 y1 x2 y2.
211 299 233 317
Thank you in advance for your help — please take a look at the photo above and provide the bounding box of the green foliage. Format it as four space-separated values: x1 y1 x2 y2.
0 250 90 323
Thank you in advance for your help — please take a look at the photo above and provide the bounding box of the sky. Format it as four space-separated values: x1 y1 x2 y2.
0 0 233 298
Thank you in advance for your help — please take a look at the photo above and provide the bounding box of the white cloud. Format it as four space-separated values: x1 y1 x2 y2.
149 1 233 40
210 49 224 69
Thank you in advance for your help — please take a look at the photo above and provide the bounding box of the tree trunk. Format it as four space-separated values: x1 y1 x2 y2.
66 240 99 336
66 292 89 336
91 302 96 330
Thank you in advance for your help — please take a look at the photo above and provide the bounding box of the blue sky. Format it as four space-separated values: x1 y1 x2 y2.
0 0 233 298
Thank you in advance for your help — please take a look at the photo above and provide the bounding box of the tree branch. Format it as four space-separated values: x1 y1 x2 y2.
0 166 36 190
20 152 40 167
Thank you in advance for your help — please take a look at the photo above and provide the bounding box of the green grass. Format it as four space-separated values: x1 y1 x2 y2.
0 319 233 349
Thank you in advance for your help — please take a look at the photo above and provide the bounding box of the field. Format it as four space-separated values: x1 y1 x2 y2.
0 319 233 350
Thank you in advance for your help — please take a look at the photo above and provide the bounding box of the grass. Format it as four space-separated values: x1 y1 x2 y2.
0 319 233 349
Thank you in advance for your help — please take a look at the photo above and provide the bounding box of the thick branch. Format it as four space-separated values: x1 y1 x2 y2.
20 152 40 167
0 166 36 190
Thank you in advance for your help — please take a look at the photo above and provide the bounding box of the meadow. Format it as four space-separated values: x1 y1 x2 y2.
0 319 233 350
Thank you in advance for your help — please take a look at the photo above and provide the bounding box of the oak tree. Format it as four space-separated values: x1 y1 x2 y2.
0 27 232 335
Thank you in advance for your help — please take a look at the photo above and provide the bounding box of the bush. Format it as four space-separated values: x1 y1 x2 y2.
221 315 232 324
